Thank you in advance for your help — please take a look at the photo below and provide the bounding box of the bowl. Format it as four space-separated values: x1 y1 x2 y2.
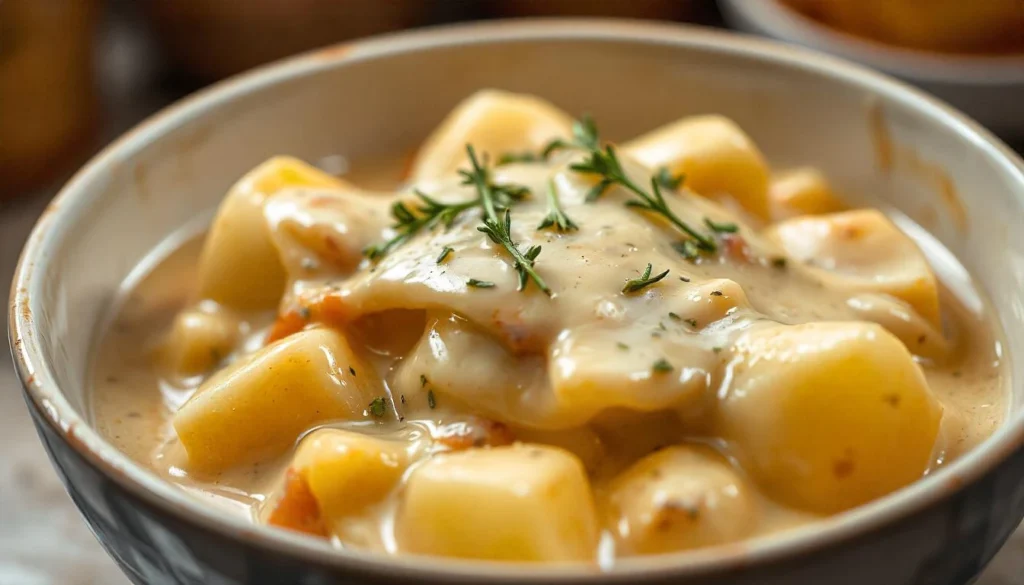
718 0 1024 140
9 19 1024 585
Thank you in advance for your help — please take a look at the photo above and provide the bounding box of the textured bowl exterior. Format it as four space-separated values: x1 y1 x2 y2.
10 19 1024 585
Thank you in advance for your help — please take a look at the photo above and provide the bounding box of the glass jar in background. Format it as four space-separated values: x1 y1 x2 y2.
0 0 101 200
146 0 430 82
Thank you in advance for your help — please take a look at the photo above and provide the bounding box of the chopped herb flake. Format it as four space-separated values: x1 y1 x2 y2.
427 389 437 409
368 397 387 418
652 358 674 373
467 278 496 288
420 374 428 387
771 257 788 269
668 312 682 321
623 263 670 293
704 217 739 233
349 367 356 376
710 290 724 297
436 246 454 264
616 342 630 350
685 318 699 327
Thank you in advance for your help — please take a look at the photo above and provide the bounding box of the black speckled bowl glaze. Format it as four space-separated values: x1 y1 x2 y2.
9 19 1024 585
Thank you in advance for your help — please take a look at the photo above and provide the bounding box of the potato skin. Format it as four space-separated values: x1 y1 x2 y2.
717 322 943 514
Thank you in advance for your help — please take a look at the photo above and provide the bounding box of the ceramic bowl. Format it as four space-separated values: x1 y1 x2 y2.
9 19 1024 585
719 0 1024 139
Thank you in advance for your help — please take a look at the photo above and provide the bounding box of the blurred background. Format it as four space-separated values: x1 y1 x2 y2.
0 1 1021 584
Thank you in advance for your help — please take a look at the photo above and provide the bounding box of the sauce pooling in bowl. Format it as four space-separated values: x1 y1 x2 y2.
91 90 1006 564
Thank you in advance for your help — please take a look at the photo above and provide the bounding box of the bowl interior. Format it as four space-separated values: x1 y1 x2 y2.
11 19 1024 577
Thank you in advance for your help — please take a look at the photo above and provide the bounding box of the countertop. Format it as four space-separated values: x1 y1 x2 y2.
2 10 1023 585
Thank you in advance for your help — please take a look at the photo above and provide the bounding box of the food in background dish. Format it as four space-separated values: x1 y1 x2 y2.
780 0 1024 54
92 90 1005 564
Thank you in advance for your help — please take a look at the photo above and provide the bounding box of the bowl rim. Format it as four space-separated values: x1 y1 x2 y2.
9 17 1024 583
719 0 1024 85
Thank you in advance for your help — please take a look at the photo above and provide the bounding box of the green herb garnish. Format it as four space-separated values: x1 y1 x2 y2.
655 166 685 190
566 125 716 252
623 263 670 293
704 217 739 233
368 397 387 418
467 278 496 288
537 179 579 232
616 342 630 350
427 389 437 409
652 358 674 373
465 145 552 296
436 246 454 264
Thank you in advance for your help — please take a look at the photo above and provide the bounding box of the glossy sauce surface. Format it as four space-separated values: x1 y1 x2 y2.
90 94 1007 564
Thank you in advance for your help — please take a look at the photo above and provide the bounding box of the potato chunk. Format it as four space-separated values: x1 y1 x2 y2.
409 90 574 182
197 157 347 310
769 167 845 220
173 328 381 472
623 115 770 220
766 209 940 326
268 429 412 536
396 445 599 562
718 322 943 514
157 305 241 376
605 446 757 554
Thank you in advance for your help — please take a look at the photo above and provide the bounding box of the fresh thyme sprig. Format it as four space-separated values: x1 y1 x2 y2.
570 146 717 252
537 178 579 232
363 192 479 261
622 263 670 293
655 166 685 190
464 145 552 296
364 160 530 261
497 115 600 166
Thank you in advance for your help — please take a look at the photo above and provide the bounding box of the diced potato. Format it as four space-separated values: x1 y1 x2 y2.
623 115 771 220
409 90 574 182
605 445 758 554
769 167 845 220
287 429 411 530
396 445 599 562
718 322 943 514
157 305 241 376
173 328 381 472
196 157 347 310
766 209 941 326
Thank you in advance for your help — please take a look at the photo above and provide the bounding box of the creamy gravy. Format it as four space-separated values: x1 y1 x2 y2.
90 93 1007 564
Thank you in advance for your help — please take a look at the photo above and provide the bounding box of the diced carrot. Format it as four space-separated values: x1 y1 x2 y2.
267 469 328 538
266 310 307 345
264 290 351 346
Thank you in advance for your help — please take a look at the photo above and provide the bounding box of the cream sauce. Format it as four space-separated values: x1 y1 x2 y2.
91 152 1005 562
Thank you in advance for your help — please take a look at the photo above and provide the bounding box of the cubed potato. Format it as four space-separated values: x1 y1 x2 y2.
157 306 241 376
623 115 770 220
718 322 943 514
396 445 599 562
173 328 382 472
605 445 758 554
769 167 845 220
766 209 941 326
287 429 411 529
196 157 347 310
409 90 574 182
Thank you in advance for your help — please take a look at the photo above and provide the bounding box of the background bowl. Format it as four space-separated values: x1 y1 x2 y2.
719 0 1024 140
9 19 1024 585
